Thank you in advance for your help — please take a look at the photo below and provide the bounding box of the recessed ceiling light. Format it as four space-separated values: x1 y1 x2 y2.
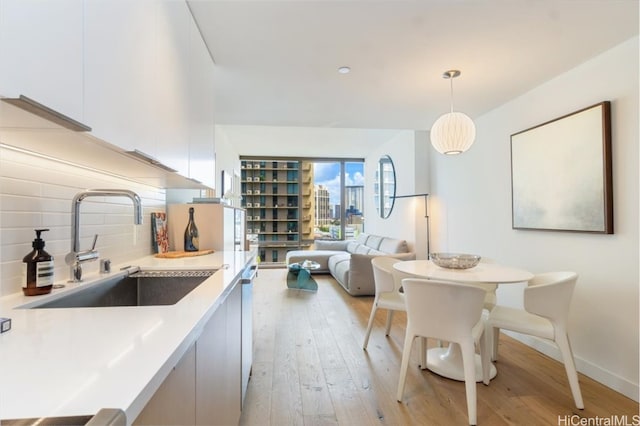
338 66 351 74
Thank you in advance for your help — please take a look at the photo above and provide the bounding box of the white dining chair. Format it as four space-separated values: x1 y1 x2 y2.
397 278 490 426
471 258 498 358
363 257 405 350
487 271 584 409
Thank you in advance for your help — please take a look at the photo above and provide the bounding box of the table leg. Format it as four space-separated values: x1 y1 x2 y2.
422 343 497 382
286 267 318 291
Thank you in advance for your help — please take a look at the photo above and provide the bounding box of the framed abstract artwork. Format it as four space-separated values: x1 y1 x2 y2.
510 101 613 233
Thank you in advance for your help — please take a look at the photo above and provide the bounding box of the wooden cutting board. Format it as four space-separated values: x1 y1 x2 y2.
155 249 214 259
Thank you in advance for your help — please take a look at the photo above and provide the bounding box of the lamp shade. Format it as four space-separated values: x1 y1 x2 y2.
430 111 476 155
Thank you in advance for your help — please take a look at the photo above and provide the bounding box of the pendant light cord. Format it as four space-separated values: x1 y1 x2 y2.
443 69 460 113
449 77 454 113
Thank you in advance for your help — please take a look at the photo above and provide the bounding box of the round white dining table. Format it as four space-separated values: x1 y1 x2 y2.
393 260 534 382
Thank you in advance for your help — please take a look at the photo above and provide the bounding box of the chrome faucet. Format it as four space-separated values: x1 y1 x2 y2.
66 189 143 282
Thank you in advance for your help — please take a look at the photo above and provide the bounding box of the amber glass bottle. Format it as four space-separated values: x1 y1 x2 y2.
23 229 54 296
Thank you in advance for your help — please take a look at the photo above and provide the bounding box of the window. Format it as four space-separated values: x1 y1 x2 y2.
241 157 363 265
312 160 364 241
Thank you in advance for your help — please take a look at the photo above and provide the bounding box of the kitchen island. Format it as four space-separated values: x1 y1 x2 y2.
0 249 256 425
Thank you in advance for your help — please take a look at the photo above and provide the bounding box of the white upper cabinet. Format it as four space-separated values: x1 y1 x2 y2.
187 13 216 188
0 0 84 123
83 0 157 155
84 0 214 181
153 0 191 177
0 0 215 188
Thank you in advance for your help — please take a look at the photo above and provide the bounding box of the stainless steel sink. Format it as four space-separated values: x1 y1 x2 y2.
28 270 215 309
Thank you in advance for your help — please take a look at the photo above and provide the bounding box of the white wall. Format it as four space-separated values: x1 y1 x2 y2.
0 146 166 296
364 130 422 256
215 125 403 158
214 126 241 193
429 36 639 400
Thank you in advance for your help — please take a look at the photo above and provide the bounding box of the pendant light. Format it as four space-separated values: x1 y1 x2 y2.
430 70 476 155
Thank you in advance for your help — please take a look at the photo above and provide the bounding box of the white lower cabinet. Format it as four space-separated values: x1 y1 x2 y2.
241 280 253 405
133 280 243 425
134 343 197 425
196 280 242 425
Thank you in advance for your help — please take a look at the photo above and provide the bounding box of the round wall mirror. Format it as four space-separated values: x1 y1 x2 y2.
374 155 396 218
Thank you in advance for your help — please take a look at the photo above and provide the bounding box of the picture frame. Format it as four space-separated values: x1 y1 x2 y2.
510 101 612 234
224 170 235 196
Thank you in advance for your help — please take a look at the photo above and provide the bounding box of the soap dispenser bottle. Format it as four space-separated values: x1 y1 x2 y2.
23 228 54 296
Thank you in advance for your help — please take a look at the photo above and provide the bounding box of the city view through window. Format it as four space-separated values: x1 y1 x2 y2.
313 161 365 241
241 158 364 264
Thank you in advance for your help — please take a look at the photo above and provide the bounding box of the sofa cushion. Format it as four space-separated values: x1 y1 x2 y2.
355 244 372 254
328 252 350 270
314 240 349 251
378 237 409 254
365 235 384 250
328 253 351 289
346 241 360 253
368 249 385 256
356 233 369 244
286 249 343 271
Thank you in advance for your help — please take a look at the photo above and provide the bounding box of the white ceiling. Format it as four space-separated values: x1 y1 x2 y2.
189 0 638 134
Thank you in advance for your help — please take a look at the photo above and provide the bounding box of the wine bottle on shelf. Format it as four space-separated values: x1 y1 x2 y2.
184 207 199 252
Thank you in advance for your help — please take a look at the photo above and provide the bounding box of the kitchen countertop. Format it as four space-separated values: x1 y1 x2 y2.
0 250 256 423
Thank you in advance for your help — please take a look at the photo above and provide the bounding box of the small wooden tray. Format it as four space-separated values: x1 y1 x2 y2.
154 249 214 259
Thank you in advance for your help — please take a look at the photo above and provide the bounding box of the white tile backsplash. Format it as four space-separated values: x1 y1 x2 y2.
0 177 42 197
0 146 167 296
1 194 46 211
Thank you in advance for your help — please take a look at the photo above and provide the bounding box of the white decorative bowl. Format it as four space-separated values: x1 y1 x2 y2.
431 253 481 269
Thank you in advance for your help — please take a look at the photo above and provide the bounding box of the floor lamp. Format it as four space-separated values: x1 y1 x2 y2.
392 193 430 259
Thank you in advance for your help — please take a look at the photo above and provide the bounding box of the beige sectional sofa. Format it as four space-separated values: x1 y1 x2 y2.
285 233 414 296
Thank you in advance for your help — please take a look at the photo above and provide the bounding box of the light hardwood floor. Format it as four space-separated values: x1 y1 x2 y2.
240 269 638 425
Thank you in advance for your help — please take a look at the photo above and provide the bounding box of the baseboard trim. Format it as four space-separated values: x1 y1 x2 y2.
503 331 639 402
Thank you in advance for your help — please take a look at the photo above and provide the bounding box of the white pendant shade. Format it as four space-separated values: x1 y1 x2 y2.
430 111 476 155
